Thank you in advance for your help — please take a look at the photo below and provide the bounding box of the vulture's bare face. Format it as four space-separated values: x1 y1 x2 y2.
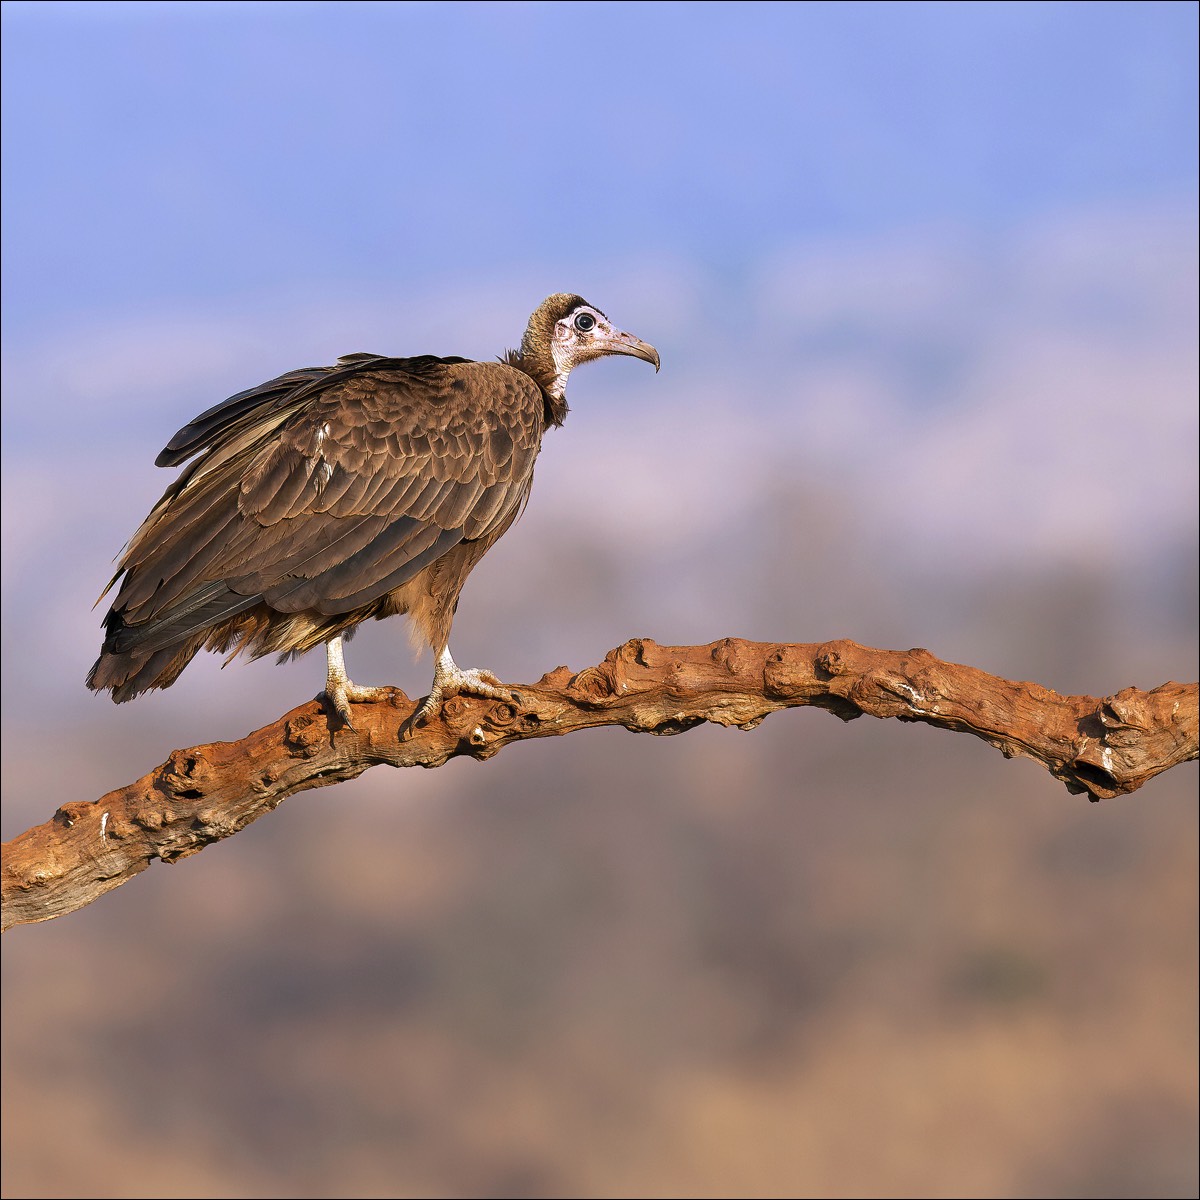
551 304 661 375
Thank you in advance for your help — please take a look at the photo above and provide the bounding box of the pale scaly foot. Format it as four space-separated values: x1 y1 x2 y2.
410 645 518 728
322 635 390 730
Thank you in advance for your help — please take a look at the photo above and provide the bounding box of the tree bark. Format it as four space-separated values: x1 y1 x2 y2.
3 637 1196 932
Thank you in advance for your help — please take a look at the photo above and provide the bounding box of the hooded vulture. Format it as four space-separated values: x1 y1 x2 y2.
87 294 659 726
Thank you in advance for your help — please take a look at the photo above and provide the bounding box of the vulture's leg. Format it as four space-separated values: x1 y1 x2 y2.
411 644 512 725
322 635 390 729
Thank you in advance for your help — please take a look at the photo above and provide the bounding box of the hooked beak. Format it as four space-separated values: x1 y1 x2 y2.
598 329 661 372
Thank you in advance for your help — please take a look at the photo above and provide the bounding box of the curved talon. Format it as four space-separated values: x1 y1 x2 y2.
405 648 514 734
323 637 390 731
323 691 356 731
322 682 391 730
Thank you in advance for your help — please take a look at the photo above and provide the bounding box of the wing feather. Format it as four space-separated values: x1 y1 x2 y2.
242 448 325 526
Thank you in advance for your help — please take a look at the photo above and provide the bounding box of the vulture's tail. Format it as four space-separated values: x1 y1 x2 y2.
87 640 204 704
86 585 263 703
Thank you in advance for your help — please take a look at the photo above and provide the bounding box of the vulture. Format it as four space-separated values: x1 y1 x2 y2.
87 294 659 726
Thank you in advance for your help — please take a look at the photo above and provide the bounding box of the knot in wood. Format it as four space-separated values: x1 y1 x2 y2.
848 672 908 717
816 639 874 680
763 645 811 699
458 721 504 760
711 638 755 677
156 749 212 799
569 663 622 705
614 637 658 668
255 766 282 791
463 697 522 736
284 715 326 759
1098 688 1151 733
815 646 848 678
1064 745 1122 801
53 801 95 829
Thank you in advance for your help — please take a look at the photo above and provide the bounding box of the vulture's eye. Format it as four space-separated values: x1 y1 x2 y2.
573 312 596 333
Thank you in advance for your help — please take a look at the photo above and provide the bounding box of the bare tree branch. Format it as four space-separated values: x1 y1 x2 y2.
3 637 1196 932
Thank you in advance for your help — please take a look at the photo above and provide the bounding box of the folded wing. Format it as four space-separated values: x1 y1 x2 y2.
90 357 544 696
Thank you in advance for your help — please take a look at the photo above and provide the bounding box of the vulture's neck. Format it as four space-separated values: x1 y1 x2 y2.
504 340 570 428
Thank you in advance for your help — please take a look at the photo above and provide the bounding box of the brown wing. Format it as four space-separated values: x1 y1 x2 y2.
98 358 544 661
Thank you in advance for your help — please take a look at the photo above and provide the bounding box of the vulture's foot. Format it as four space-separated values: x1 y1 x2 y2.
407 649 516 732
322 679 391 731
322 634 389 730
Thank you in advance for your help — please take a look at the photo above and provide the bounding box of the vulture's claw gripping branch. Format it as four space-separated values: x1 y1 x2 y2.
322 634 391 730
408 648 514 730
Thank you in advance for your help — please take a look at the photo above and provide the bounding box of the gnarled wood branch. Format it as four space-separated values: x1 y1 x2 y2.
3 638 1196 932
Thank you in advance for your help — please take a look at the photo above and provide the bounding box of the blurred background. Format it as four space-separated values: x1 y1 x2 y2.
2 2 1197 1197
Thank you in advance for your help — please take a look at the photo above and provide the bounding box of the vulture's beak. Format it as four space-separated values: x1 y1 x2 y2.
600 329 661 372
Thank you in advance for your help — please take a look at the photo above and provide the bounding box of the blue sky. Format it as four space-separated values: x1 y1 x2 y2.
3 1 1196 330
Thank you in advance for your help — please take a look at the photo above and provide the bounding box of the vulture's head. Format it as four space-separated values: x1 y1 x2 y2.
516 293 660 413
